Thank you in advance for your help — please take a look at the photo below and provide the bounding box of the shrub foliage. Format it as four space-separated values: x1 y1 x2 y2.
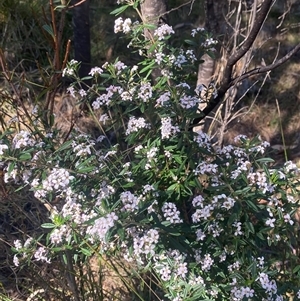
1 1 300 300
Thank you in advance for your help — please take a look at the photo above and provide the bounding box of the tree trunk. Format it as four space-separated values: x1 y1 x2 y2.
195 0 228 132
140 0 168 81
71 0 91 81
140 0 168 39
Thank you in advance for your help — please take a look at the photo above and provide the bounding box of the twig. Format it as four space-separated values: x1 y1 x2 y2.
69 0 88 9
276 98 288 162
191 0 299 128
230 42 300 86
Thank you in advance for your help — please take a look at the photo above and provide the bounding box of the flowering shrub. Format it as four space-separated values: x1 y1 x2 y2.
2 1 300 300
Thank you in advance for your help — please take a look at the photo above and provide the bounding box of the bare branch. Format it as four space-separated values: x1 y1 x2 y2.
230 42 300 86
222 0 274 89
192 0 275 127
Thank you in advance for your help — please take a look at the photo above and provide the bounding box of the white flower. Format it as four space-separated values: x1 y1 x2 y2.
62 59 78 77
73 141 94 157
283 213 294 225
179 95 199 109
89 67 103 76
195 228 206 241
257 272 277 294
99 113 110 125
192 195 205 207
161 117 180 139
14 240 22 251
50 225 71 245
154 24 174 40
155 51 165 65
265 218 276 228
138 82 152 102
156 92 171 107
42 168 74 192
67 86 76 97
114 61 127 74
13 255 19 267
160 265 171 281
162 202 182 224
176 262 188 278
0 144 8 155
12 131 35 149
193 162 218 175
86 212 118 242
114 17 123 33
201 253 214 271
120 191 140 212
257 256 264 268
122 18 132 33
284 160 299 173
114 17 132 34
232 221 243 236
34 247 51 263
133 229 159 258
174 54 187 68
222 197 235 210
126 117 150 135
191 27 205 37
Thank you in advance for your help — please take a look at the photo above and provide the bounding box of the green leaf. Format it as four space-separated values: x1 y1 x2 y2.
7 161 15 175
42 24 54 38
80 248 92 256
140 61 155 74
41 223 56 229
77 166 95 173
75 156 95 170
256 157 274 164
184 39 197 46
15 184 28 192
49 114 55 128
256 231 264 240
54 140 73 153
80 76 93 81
293 265 300 274
19 152 32 161
235 186 251 195
133 1 139 9
110 5 129 16
54 5 67 10
245 221 255 234
167 183 178 191
244 199 258 212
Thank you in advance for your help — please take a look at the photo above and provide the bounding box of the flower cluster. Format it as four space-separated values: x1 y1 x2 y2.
0 144 8 155
120 191 140 212
162 202 183 224
62 59 79 77
7 3 300 301
41 168 75 193
114 17 132 34
154 24 175 40
12 130 35 149
86 212 118 243
126 116 151 135
161 117 180 139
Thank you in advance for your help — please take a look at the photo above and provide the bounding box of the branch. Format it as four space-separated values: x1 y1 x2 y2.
230 42 300 86
192 0 274 127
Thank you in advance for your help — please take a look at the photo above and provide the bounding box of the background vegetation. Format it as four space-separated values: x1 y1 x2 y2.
1 0 300 300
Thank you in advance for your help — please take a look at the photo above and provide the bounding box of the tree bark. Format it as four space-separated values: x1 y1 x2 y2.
140 0 168 81
70 0 91 81
140 0 168 39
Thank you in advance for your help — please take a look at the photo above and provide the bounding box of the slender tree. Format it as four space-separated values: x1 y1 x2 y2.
70 0 91 81
192 0 300 131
